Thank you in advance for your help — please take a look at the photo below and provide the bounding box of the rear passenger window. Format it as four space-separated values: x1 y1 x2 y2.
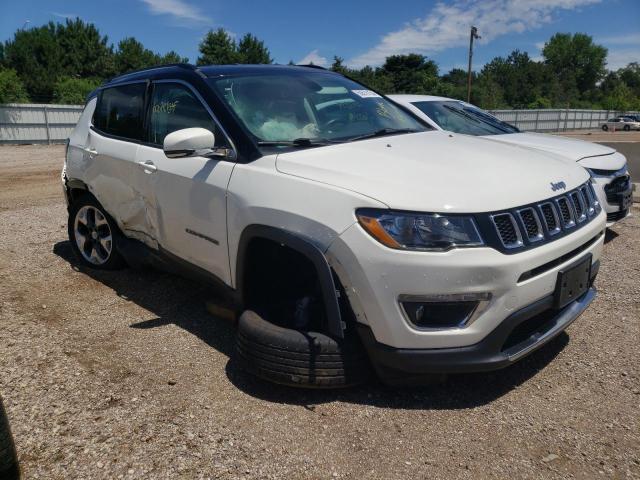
148 83 227 147
93 83 146 140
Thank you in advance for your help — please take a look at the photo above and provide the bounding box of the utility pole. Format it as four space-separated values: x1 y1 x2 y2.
467 26 480 103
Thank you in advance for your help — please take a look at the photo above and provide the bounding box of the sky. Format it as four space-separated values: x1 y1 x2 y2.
1 0 639 73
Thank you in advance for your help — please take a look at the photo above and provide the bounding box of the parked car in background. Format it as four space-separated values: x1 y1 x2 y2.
621 114 640 123
389 95 633 226
601 116 640 131
63 64 605 387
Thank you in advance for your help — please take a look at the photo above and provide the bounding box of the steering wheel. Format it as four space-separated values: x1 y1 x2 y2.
323 117 348 131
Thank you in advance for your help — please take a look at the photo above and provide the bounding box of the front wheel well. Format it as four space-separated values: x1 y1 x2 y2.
236 227 346 338
241 237 327 331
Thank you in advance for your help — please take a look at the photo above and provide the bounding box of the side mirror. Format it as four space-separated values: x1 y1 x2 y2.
163 127 235 160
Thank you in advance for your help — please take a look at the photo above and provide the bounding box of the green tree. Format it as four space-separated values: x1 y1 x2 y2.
381 54 439 93
3 23 62 101
55 18 114 78
542 33 607 101
0 67 29 103
159 50 189 64
440 68 470 100
618 62 640 96
114 37 160 74
237 33 272 64
480 50 550 108
197 28 239 65
601 82 635 111
330 56 348 75
52 76 101 104
473 74 506 109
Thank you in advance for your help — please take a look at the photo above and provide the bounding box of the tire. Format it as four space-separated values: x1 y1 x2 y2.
623 124 630 131
602 125 608 131
0 398 19 480
235 310 371 388
68 194 126 270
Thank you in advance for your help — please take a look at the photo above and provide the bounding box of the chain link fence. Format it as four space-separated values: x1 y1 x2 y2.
1 103 639 144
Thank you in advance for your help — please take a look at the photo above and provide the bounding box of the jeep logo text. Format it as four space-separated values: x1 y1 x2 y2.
550 181 566 191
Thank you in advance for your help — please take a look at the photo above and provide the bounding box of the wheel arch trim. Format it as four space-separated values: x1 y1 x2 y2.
235 224 344 339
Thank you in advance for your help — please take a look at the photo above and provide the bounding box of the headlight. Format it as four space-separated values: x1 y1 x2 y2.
356 208 484 251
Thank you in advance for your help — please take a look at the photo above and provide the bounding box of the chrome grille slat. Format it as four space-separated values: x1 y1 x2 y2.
555 196 575 228
517 207 544 242
490 213 523 249
538 202 561 235
490 181 600 251
570 191 587 223
580 186 595 216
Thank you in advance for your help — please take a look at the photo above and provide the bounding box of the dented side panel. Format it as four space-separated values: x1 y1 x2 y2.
82 130 158 249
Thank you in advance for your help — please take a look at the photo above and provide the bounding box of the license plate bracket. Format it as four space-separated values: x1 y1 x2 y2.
554 254 592 309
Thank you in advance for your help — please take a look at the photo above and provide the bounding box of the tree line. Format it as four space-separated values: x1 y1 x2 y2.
0 18 638 111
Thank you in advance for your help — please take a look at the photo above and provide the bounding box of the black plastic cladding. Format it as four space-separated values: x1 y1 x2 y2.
474 182 601 254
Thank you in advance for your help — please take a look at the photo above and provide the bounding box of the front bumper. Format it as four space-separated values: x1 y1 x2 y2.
328 210 605 350
358 278 597 385
591 173 632 225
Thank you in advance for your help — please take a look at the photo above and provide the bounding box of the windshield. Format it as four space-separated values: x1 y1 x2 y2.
411 100 519 136
207 71 427 144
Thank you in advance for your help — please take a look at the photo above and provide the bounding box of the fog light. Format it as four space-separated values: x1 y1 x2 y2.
399 293 491 330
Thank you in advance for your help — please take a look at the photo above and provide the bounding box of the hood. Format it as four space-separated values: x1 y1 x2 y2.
486 132 609 158
275 131 590 213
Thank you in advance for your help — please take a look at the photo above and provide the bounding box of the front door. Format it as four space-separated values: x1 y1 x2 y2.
135 81 236 284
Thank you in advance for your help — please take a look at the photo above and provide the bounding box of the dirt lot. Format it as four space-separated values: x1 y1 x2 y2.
0 145 639 479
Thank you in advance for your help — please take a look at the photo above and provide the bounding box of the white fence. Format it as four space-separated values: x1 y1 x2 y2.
0 103 84 144
489 109 638 132
1 104 639 144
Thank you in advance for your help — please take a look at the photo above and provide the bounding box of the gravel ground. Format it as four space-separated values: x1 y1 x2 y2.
0 145 639 480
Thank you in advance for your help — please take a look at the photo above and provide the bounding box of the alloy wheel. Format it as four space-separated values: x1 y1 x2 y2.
74 205 113 265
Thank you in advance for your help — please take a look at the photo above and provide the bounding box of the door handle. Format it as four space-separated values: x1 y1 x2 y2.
138 161 157 173
82 147 98 156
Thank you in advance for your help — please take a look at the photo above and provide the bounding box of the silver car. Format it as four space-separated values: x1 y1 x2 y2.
601 116 640 131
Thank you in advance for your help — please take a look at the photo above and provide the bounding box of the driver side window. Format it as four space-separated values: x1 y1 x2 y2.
148 82 228 147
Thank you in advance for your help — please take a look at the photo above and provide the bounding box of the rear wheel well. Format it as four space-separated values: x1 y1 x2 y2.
242 237 327 331
65 179 91 205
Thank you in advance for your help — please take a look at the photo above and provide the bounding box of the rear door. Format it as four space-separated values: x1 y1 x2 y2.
87 82 158 247
135 80 236 283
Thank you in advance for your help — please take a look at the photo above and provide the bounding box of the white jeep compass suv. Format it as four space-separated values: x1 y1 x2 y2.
63 64 606 387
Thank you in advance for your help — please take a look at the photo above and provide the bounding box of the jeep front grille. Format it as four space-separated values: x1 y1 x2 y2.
556 197 575 227
539 202 560 235
517 208 543 242
488 181 601 253
490 213 522 249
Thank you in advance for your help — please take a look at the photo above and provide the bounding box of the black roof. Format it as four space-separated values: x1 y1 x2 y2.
104 63 338 87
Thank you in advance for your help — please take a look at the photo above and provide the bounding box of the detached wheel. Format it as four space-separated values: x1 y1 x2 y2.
602 125 608 131
235 311 371 388
68 194 125 270
0 398 19 480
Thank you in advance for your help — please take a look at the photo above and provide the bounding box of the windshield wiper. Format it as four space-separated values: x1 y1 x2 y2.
443 105 511 135
257 138 339 148
453 105 515 133
346 128 419 142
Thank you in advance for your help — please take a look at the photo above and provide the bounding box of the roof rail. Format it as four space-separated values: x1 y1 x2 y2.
105 63 197 84
296 63 328 70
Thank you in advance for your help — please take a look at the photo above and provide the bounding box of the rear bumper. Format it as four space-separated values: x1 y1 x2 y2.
358 267 597 385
